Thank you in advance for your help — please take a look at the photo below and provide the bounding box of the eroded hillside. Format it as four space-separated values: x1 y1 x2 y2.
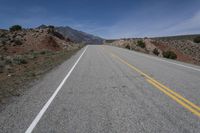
106 35 200 65
0 26 83 105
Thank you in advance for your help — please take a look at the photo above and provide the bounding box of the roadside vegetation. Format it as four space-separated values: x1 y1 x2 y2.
125 44 131 49
162 51 177 59
0 25 84 106
0 48 82 105
106 37 196 63
153 48 159 56
193 36 200 43
137 40 146 48
105 39 117 43
9 25 22 31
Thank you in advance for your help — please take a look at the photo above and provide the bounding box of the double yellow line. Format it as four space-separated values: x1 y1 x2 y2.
103 47 200 117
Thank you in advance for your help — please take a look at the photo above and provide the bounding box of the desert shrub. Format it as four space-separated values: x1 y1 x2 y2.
44 51 54 56
29 49 34 52
0 55 3 60
3 46 8 51
9 25 22 31
193 36 200 43
40 50 52 55
1 40 6 45
137 40 145 48
13 55 27 64
14 39 22 45
153 48 159 56
162 51 177 59
52 31 65 40
125 44 131 49
47 25 55 33
40 51 46 55
0 66 4 73
48 25 55 29
5 65 13 73
28 52 38 59
0 32 6 37
0 61 5 73
105 40 116 43
5 56 12 64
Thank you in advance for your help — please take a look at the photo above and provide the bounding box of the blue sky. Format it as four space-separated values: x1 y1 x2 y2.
0 0 200 39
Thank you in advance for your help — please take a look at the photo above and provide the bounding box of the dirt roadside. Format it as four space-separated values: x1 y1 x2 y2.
0 47 83 110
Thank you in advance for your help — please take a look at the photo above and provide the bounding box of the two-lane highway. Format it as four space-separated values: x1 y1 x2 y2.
0 45 200 133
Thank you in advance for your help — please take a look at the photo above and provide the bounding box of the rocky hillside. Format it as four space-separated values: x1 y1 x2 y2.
0 25 83 104
55 26 104 44
106 34 200 65
0 26 78 55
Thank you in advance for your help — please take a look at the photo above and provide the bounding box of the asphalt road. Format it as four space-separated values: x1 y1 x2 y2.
0 45 200 133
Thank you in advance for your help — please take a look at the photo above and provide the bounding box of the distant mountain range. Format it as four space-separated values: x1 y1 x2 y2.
55 26 104 44
37 25 104 44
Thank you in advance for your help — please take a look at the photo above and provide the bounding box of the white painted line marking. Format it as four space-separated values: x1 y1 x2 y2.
136 52 200 72
109 45 200 72
25 46 88 133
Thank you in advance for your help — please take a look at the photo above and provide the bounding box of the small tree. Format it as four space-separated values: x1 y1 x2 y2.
137 40 145 48
153 48 159 56
193 36 200 43
9 25 22 31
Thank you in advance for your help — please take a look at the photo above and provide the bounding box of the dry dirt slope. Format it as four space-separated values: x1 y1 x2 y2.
106 35 200 65
0 26 83 107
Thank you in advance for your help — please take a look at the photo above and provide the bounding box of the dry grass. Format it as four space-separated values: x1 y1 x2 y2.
0 46 82 107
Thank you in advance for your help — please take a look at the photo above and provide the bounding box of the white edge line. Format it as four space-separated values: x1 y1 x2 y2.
137 52 200 72
25 46 88 133
108 45 200 72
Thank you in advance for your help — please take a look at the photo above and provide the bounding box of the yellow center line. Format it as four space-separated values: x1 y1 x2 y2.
114 53 200 111
146 79 200 117
101 46 200 117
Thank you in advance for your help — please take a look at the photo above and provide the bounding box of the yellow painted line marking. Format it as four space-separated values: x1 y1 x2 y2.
113 53 200 112
150 78 200 112
146 79 200 117
101 46 200 117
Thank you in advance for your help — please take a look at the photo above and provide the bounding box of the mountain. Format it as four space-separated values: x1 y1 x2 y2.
55 26 104 44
